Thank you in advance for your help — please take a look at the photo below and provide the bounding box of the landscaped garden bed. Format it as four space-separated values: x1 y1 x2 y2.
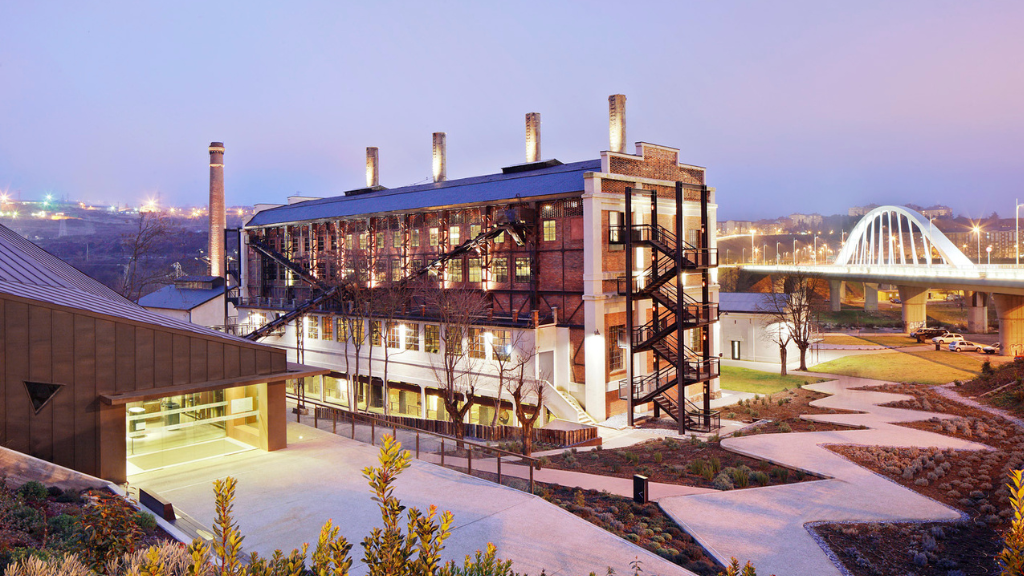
812 520 1001 575
540 436 821 489
953 358 1024 416
536 482 723 576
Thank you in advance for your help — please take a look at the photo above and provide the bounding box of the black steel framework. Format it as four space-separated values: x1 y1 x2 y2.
619 182 720 433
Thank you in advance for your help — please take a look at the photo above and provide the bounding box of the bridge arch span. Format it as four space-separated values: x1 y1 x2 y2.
834 206 973 268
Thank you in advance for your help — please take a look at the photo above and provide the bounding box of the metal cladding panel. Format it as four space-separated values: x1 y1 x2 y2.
246 159 600 227
137 284 225 311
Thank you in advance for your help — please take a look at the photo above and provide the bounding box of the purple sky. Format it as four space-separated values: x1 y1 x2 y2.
1 1 1022 220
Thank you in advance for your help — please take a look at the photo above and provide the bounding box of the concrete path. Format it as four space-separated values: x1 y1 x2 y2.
658 375 994 576
130 423 692 576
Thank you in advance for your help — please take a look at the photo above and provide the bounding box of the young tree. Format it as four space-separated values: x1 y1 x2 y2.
424 285 488 441
118 212 172 301
757 273 825 373
495 331 545 456
372 281 412 416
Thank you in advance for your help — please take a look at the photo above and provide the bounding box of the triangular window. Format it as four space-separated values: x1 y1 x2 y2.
24 381 64 414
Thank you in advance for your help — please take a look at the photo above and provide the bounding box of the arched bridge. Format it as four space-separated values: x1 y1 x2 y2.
744 206 1024 355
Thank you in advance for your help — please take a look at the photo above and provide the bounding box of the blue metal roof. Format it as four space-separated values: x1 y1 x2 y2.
718 292 789 313
246 159 601 228
138 284 225 311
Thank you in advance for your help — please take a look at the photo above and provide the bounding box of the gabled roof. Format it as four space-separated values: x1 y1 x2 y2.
0 224 253 344
719 292 789 313
246 159 601 227
138 284 225 311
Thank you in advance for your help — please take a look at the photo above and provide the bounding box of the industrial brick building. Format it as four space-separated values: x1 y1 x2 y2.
236 96 721 432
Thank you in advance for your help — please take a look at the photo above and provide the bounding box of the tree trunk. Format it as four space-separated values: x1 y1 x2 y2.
522 423 534 456
798 345 808 371
779 345 788 376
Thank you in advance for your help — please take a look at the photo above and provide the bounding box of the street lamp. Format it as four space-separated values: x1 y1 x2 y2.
793 238 797 265
776 241 781 264
987 245 992 266
742 247 746 263
973 226 981 264
813 234 819 265
1016 198 1024 266
750 230 755 261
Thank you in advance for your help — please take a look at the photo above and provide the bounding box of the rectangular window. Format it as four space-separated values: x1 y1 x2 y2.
405 323 420 351
468 258 482 282
494 231 504 244
411 229 420 247
429 228 439 247
515 257 531 283
386 321 400 349
336 317 348 342
449 226 460 245
331 233 338 251
393 230 402 249
391 259 402 282
445 326 463 355
543 220 556 242
346 234 353 250
449 259 463 282
359 233 368 250
322 315 333 340
470 224 481 239
731 340 741 360
608 325 625 371
307 316 320 340
492 330 511 362
425 325 441 353
304 234 310 253
469 328 487 359
609 212 625 245
376 231 385 250
411 259 423 274
370 321 383 346
493 257 508 283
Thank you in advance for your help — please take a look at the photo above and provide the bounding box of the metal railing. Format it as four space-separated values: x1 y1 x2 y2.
290 396 539 494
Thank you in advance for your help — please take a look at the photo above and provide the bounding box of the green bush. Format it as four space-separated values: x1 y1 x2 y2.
750 471 770 486
653 452 663 464
133 511 157 534
47 513 83 543
778 422 792 433
713 473 734 491
18 481 48 503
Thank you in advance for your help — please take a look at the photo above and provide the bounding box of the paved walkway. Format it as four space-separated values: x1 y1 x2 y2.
657 375 994 576
130 423 692 576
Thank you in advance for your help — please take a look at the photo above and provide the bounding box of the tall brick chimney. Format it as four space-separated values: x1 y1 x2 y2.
525 112 541 162
208 142 225 278
432 132 447 182
366 147 379 188
609 94 626 153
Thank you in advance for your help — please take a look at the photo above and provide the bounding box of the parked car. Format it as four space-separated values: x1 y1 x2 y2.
889 296 902 304
932 333 965 345
950 340 984 353
911 327 948 342
946 294 963 302
982 343 1002 355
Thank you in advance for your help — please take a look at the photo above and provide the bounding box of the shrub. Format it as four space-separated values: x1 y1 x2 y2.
47 513 83 542
713 473 734 491
537 456 550 468
689 459 706 476
751 471 770 486
710 457 722 475
133 511 157 534
770 467 790 483
623 451 640 466
79 492 144 569
662 437 679 450
777 422 792 433
750 410 760 419
18 481 48 503
653 452 663 464
727 412 737 419
56 490 83 504
999 470 1024 574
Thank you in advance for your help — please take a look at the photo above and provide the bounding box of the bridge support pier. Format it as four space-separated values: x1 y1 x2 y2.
863 283 878 311
897 286 928 333
967 291 989 334
828 280 844 312
993 294 1024 357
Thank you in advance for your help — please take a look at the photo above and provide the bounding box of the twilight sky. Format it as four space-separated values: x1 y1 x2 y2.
1 1 1022 220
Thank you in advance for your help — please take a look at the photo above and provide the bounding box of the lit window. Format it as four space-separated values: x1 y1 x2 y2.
391 259 402 282
449 260 463 282
346 234 353 249
322 315 333 340
493 257 508 283
449 226 460 245
515 257 531 283
609 212 625 244
429 228 439 247
359 233 368 250
376 231 385 249
469 328 487 359
608 325 625 371
393 231 402 249
405 323 420 351
543 220 556 242
386 321 400 348
470 224 481 238
468 258 482 282
494 231 505 244
444 326 463 355
307 316 320 340
336 317 348 342
411 229 420 247
425 325 441 353
493 330 511 362
370 321 383 346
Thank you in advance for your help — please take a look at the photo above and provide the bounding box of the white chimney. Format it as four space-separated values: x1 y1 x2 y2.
366 147 379 188
432 132 447 182
525 112 541 162
609 94 626 153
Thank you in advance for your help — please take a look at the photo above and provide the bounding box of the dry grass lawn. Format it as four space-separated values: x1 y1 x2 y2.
809 349 986 385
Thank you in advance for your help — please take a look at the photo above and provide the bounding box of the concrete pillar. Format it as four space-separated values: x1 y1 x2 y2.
98 404 127 484
265 381 287 451
863 282 878 311
366 147 379 188
419 385 427 419
967 291 989 334
582 177 606 419
993 294 1024 357
525 112 541 162
828 280 844 312
609 94 626 153
897 286 929 333
432 132 446 182
208 142 226 278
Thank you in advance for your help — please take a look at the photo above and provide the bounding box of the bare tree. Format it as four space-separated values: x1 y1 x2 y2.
757 273 825 372
496 331 545 456
118 212 171 301
372 281 412 416
423 285 488 441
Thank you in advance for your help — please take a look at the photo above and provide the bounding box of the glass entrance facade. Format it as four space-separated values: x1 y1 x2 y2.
125 385 263 474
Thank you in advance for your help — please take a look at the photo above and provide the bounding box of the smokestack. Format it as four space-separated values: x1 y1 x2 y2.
432 132 447 182
525 112 541 162
208 142 225 278
609 94 626 153
366 147 379 188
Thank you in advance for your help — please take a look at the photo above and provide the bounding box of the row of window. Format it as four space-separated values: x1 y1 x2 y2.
301 316 512 360
266 255 533 284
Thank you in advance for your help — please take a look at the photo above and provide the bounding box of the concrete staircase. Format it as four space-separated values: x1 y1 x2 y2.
542 381 597 426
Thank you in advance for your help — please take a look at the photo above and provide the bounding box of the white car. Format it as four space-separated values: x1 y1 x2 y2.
949 340 983 353
933 333 964 345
